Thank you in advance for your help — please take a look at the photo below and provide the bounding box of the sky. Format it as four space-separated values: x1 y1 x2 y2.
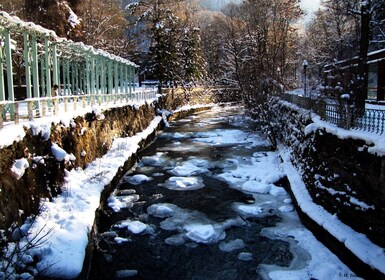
300 0 321 14
300 0 321 23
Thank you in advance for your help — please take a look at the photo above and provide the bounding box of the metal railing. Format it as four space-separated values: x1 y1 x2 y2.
0 89 157 129
281 94 385 135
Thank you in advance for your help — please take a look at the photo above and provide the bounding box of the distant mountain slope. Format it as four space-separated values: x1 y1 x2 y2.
198 0 241 10
121 0 241 11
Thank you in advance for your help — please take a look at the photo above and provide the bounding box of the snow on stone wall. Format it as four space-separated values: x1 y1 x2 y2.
267 97 385 249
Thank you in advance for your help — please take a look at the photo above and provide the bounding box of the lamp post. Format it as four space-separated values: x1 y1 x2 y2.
303 60 308 97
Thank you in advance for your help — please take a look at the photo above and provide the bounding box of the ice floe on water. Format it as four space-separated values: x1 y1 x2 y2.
184 224 225 244
140 152 171 167
122 174 152 185
238 252 253 261
107 193 140 212
159 176 205 191
147 203 245 245
169 162 206 176
219 239 246 252
114 219 153 235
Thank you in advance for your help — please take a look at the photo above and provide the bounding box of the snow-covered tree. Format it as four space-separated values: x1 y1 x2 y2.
24 0 82 38
181 26 206 84
127 0 206 88
76 0 132 56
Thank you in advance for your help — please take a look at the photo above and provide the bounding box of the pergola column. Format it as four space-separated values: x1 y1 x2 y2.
0 33 5 102
23 32 32 99
44 37 52 99
114 61 119 94
4 28 14 117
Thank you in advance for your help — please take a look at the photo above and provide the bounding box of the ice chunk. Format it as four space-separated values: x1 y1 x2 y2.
107 195 139 212
234 204 263 216
114 237 129 244
115 220 149 234
147 203 178 218
241 181 271 194
160 177 204 191
141 152 169 167
269 186 287 196
184 224 225 244
165 234 186 246
238 252 253 261
283 198 292 204
170 162 205 176
278 205 294 213
123 174 152 185
219 239 245 252
116 269 138 278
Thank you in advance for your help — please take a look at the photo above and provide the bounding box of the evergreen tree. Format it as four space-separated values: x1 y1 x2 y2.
181 27 206 84
126 0 185 88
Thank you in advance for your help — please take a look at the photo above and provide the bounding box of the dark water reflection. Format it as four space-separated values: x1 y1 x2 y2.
89 106 293 280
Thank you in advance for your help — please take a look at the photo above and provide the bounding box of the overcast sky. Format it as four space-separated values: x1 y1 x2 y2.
300 0 321 15
300 0 321 24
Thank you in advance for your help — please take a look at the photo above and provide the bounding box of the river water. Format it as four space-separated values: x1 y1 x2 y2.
89 105 352 280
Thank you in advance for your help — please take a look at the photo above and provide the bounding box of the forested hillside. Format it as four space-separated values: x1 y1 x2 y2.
0 0 384 102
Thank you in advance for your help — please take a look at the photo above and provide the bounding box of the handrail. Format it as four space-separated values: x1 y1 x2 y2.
280 93 385 135
0 89 157 129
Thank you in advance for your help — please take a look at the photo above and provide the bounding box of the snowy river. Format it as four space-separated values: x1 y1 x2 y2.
89 105 356 280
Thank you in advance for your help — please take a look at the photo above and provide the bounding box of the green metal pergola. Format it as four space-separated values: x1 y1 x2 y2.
0 11 137 121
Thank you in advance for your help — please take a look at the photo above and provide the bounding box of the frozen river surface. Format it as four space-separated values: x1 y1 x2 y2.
89 105 357 280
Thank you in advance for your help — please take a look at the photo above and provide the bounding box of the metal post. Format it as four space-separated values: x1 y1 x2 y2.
108 60 113 95
125 64 129 95
31 36 40 98
23 32 32 99
132 66 136 93
0 34 5 102
45 37 51 98
86 56 90 95
4 29 14 117
66 60 70 95
52 43 59 87
114 61 119 94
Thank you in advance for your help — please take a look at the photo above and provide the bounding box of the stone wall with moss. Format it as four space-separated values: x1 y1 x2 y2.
264 97 385 277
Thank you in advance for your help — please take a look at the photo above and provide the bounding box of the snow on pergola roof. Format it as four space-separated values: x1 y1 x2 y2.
0 10 138 67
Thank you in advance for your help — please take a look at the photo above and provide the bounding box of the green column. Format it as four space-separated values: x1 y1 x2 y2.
31 35 40 119
108 60 113 94
44 37 51 97
86 56 90 95
0 35 5 102
91 55 96 95
4 28 14 118
130 66 136 93
120 63 124 94
125 64 129 94
23 32 32 99
114 61 119 94
100 58 105 94
4 29 14 102
128 66 132 94
40 56 46 97
52 43 59 86
66 60 70 95
95 56 100 96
